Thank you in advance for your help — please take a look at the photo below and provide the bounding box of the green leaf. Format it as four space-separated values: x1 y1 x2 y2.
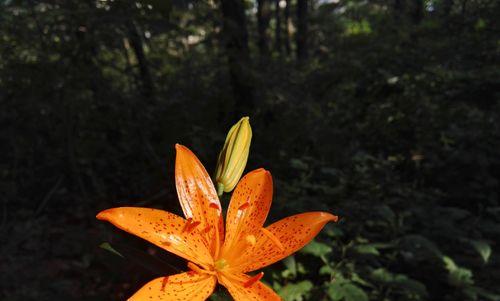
319 265 334 276
102 241 181 275
282 256 297 278
325 227 344 238
99 242 124 258
470 240 492 264
300 240 332 258
399 234 443 259
327 282 344 301
370 268 427 297
278 280 313 301
342 283 369 301
290 158 309 170
351 273 375 288
474 287 500 301
353 244 380 256
375 205 396 222
327 281 368 301
210 289 232 301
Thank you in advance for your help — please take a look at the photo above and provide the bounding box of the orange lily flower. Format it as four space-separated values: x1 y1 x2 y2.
97 144 338 301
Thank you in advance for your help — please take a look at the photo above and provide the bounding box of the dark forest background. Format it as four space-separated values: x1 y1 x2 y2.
1 0 499 300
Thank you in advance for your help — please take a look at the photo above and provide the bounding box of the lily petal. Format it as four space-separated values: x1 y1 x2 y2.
129 272 217 301
221 169 273 262
218 272 282 301
231 212 338 272
175 144 224 257
97 207 213 267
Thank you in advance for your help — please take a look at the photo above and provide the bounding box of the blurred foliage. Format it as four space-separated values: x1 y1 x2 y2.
1 0 499 300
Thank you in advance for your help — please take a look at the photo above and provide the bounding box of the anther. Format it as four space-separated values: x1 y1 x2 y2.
209 202 220 210
160 276 169 291
182 218 193 232
183 218 201 233
261 228 285 251
243 272 264 288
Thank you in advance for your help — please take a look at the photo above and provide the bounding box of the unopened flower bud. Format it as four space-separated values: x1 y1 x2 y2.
214 117 252 196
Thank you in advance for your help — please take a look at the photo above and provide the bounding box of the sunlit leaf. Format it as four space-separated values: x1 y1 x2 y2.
470 240 491 264
443 256 474 287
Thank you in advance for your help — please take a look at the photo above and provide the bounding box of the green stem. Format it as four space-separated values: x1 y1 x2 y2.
217 182 225 196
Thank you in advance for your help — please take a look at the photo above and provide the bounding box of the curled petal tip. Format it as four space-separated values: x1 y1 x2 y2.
251 168 271 176
321 212 339 222
96 209 110 220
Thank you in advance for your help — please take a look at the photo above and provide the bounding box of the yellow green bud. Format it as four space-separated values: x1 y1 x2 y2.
215 116 252 196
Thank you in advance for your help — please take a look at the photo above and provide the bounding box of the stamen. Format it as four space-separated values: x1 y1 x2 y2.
160 276 169 291
238 202 250 210
161 241 171 246
214 222 220 258
187 262 217 275
261 228 285 251
203 224 211 233
245 234 256 246
243 272 264 288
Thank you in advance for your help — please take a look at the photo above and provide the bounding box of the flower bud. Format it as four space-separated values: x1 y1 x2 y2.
215 116 252 196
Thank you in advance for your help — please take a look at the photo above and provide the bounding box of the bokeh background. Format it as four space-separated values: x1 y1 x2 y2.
1 0 499 300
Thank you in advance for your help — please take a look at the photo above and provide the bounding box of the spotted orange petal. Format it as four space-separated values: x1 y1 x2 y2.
129 272 217 301
230 212 338 272
175 144 224 257
97 207 213 267
220 169 273 262
218 272 282 301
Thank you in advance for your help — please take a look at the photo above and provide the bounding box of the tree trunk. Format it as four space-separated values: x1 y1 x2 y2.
393 0 404 21
219 0 254 114
125 20 154 100
412 0 424 23
284 0 291 55
257 0 271 57
440 0 453 16
274 0 282 54
296 0 308 62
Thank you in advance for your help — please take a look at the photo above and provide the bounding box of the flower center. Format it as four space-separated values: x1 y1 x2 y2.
214 258 228 271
